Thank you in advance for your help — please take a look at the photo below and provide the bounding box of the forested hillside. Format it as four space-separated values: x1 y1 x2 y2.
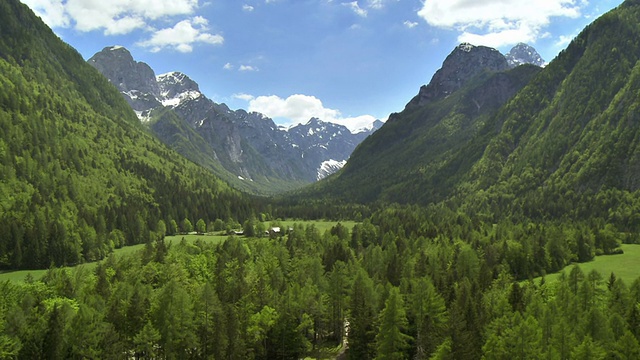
0 0 255 270
458 0 640 223
297 63 540 204
295 0 640 225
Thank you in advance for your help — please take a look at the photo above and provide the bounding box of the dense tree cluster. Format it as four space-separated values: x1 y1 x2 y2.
1 203 636 359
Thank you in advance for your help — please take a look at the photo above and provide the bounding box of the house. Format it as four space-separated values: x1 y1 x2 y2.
269 227 281 237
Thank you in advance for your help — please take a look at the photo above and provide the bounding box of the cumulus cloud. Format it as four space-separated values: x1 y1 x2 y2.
223 62 234 70
242 4 254 11
241 94 378 132
22 0 70 28
137 17 223 53
22 0 223 52
24 0 199 33
417 0 585 48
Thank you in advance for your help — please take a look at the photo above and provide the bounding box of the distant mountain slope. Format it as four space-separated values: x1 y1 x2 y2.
292 0 640 224
293 44 541 204
0 0 252 270
88 47 382 194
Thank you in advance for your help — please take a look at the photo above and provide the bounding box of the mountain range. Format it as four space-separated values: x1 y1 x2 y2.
88 47 382 194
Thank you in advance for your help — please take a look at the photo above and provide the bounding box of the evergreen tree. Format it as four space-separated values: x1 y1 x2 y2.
153 280 197 359
409 277 448 359
134 321 161 359
374 287 412 360
349 269 377 360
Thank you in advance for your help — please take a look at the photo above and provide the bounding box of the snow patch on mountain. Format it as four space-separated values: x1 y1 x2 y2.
160 90 201 107
317 159 347 180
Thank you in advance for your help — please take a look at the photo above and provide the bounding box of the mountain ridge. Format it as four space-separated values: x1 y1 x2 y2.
290 0 640 226
88 46 382 194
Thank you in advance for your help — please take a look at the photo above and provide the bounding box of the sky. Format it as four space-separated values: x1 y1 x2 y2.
22 0 625 131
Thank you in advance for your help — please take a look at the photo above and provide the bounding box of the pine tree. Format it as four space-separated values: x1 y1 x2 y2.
409 277 448 359
374 287 412 360
349 269 377 360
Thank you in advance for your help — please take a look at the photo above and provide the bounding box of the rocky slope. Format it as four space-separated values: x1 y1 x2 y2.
88 47 381 193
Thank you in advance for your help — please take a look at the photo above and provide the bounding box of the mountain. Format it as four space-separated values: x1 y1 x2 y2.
88 47 382 194
294 0 640 224
293 43 541 204
505 43 546 68
0 0 253 270
406 43 511 108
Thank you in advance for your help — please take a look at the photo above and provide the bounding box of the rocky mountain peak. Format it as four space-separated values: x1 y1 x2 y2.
407 43 509 108
506 43 546 68
88 46 157 95
156 72 202 107
157 72 200 97
88 46 160 112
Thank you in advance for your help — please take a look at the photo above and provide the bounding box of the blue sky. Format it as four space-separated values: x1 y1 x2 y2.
22 0 625 131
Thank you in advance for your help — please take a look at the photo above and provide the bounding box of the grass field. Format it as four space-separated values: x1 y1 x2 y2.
277 220 358 233
0 220 355 283
532 244 640 285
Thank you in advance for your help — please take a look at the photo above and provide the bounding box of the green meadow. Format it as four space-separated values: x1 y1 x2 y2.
532 244 640 285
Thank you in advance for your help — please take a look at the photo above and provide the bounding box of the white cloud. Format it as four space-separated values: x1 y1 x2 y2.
242 4 254 11
239 64 258 71
22 0 224 52
223 62 234 70
22 0 70 28
233 93 255 101
417 0 585 48
404 20 418 29
344 1 367 17
137 17 223 53
242 94 378 132
555 31 579 48
26 0 200 34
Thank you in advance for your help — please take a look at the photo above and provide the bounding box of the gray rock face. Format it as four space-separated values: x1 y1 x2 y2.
88 46 161 112
506 43 546 68
407 43 545 109
88 46 381 186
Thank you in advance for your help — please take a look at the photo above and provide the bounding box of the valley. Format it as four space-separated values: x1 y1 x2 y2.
3 0 640 359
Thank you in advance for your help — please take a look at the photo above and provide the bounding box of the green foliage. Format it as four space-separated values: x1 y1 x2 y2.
375 287 412 360
0 0 254 270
